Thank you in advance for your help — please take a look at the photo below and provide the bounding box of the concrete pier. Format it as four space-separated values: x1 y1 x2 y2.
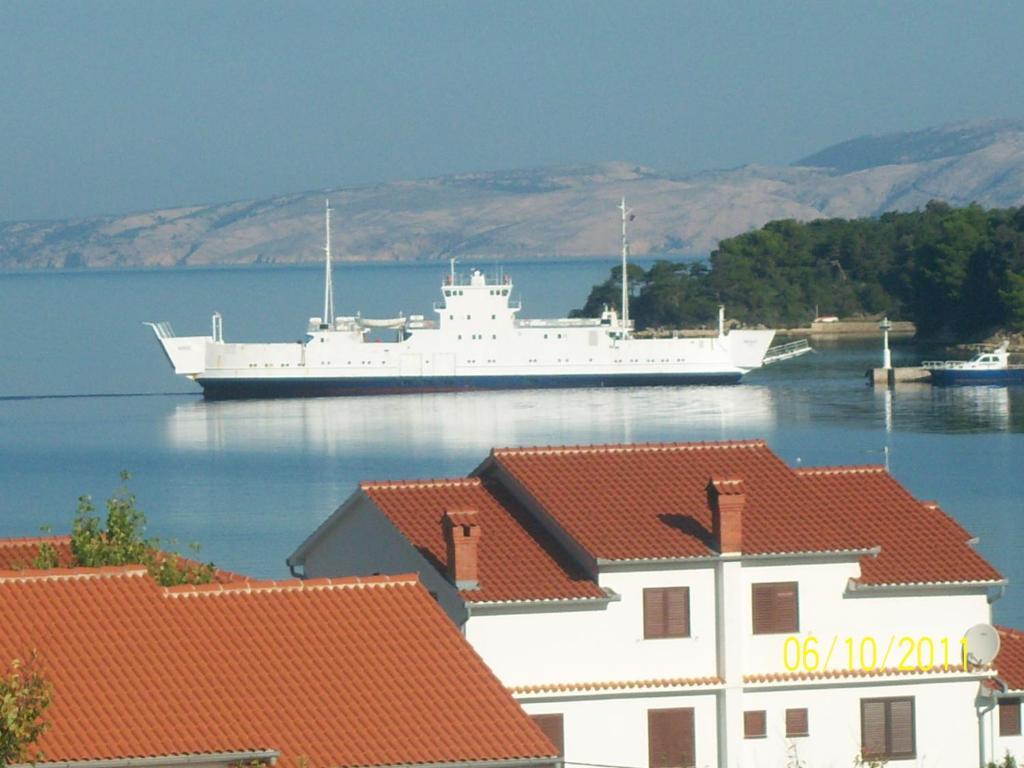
868 367 931 386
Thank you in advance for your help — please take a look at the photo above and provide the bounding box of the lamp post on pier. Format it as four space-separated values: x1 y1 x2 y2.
880 317 893 370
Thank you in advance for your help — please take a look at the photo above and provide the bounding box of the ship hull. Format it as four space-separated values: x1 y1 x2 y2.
928 369 1024 386
197 371 745 400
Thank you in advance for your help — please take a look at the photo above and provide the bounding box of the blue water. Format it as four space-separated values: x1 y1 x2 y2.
1 263 1022 626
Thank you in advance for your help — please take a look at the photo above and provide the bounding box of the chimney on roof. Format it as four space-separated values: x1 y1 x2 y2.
707 478 745 555
443 510 481 590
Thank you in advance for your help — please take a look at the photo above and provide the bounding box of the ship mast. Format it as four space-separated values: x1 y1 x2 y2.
323 199 335 329
619 197 633 339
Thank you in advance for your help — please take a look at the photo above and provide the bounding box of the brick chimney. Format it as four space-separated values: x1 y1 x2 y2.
707 478 745 555
442 510 481 590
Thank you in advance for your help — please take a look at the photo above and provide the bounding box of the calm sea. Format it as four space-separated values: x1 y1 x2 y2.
1 262 1022 625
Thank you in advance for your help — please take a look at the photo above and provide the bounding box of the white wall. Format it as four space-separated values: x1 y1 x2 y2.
521 692 720 768
299 495 466 624
741 678 982 768
739 560 992 674
467 566 718 687
993 695 1024 766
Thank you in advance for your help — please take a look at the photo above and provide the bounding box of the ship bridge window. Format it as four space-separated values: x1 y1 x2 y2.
501 289 508 296
491 314 496 320
466 314 471 320
449 314 454 320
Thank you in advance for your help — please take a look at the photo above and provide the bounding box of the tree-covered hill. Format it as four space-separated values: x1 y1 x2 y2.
573 201 1024 339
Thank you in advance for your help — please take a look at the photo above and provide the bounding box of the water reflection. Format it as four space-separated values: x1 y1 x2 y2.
165 385 779 454
873 382 1017 434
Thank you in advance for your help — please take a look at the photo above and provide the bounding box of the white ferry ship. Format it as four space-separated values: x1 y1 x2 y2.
148 200 809 399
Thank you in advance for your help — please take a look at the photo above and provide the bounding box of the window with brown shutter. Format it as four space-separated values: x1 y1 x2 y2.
1000 698 1021 736
860 697 915 760
648 707 695 768
743 710 766 739
643 587 690 638
785 708 809 737
529 713 564 756
751 582 799 634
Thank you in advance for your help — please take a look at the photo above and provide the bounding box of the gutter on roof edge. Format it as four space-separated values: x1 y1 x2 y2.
846 578 1008 594
467 589 620 615
368 757 561 768
16 750 280 768
596 546 880 568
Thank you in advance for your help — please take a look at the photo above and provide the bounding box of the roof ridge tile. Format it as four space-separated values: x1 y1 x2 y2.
164 572 421 597
0 534 72 547
492 439 768 456
361 478 481 490
0 564 148 581
793 464 887 476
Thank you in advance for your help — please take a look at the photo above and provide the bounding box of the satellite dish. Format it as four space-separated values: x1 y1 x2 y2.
964 624 1001 666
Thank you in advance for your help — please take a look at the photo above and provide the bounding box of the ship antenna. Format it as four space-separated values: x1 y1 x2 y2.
619 196 632 339
450 256 456 285
323 199 335 329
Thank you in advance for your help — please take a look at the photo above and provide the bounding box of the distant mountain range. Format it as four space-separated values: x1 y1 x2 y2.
4 119 1024 270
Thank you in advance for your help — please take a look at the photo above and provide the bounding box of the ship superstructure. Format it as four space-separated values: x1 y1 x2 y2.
148 199 808 399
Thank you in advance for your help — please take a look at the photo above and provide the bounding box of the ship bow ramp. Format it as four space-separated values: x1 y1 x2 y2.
145 322 209 377
726 329 777 371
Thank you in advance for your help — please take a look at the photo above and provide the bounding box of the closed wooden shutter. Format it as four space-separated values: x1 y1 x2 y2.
773 583 798 633
648 708 695 768
529 714 564 756
785 708 808 737
861 698 915 759
666 587 690 637
751 582 798 634
644 587 690 638
751 583 772 635
888 699 915 757
743 710 766 738
861 700 887 757
1000 698 1022 736
644 588 666 638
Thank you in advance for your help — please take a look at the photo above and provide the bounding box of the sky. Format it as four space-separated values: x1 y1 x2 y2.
2 1 1024 222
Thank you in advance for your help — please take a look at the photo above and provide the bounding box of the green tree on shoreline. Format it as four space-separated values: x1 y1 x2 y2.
573 201 1024 339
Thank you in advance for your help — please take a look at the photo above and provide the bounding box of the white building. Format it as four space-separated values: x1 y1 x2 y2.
289 440 1015 768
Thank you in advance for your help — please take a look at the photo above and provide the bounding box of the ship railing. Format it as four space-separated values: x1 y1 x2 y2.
147 321 176 340
762 338 812 365
921 360 971 370
516 318 605 328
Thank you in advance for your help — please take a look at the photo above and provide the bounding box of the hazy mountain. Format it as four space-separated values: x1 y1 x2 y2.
4 119 1024 270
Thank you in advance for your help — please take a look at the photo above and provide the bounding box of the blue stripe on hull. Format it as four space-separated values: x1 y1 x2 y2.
929 369 1024 386
197 372 744 400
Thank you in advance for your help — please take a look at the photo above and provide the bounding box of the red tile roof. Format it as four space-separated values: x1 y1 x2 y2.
996 626 1024 691
362 478 606 603
793 468 1002 586
483 441 1001 585
0 535 249 584
0 536 77 569
0 568 556 767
